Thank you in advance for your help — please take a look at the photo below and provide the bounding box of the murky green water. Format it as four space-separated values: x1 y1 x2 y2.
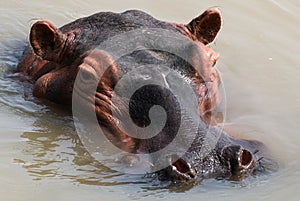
1 0 300 200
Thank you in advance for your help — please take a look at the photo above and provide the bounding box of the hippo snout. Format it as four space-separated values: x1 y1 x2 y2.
156 133 273 182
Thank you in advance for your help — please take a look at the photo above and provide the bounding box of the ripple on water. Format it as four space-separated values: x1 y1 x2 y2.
0 75 47 114
0 43 48 115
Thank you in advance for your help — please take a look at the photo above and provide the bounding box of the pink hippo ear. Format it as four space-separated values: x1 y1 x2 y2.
186 8 222 45
30 20 66 61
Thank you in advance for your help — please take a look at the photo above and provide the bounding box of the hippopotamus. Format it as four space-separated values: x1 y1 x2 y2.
16 8 272 182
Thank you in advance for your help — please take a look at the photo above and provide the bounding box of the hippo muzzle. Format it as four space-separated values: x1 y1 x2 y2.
157 132 271 182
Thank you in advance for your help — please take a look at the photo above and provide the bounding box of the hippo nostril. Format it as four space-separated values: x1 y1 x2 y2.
170 157 196 179
172 159 190 175
221 145 257 176
240 149 253 166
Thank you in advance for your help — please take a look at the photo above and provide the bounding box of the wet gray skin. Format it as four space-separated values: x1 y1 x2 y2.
16 9 275 183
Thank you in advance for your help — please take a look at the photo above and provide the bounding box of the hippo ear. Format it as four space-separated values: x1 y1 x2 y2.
30 20 66 61
186 8 222 45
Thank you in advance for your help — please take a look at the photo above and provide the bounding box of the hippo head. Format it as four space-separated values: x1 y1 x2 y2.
17 9 273 182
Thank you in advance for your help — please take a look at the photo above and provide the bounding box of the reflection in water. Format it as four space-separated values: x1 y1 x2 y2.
16 114 152 186
15 112 198 192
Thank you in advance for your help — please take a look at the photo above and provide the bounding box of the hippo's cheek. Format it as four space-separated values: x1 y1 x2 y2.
33 74 49 98
33 67 77 104
33 73 61 100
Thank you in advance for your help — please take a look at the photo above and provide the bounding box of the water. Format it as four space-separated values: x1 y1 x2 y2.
1 0 300 200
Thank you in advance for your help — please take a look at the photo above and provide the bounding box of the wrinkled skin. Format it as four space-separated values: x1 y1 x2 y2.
16 9 273 182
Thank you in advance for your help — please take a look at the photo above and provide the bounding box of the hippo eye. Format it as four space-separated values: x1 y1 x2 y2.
81 70 94 81
78 64 97 83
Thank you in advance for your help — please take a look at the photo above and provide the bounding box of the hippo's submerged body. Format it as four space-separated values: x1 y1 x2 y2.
16 9 273 182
